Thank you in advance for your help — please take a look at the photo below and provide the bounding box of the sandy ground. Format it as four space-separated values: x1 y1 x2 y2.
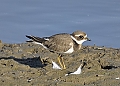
0 41 120 86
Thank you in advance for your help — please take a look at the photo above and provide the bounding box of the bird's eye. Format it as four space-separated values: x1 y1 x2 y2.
79 36 84 39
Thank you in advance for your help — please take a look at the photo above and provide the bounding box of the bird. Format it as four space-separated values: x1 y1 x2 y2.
26 30 91 69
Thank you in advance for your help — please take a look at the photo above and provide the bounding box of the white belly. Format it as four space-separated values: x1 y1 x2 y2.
64 46 74 53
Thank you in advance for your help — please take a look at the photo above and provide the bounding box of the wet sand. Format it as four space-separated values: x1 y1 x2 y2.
0 41 120 86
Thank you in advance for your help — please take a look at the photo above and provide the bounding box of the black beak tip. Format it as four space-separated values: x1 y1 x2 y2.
88 39 91 41
86 37 91 41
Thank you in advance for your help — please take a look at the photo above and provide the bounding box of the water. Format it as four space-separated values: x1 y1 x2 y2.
0 0 120 48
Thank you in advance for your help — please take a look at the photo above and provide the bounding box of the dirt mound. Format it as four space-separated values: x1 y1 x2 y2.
0 42 120 86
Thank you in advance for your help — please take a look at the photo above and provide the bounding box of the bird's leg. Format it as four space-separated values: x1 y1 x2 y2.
62 56 66 69
57 54 66 69
58 54 63 69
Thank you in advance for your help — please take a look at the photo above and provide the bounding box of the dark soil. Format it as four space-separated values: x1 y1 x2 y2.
0 41 120 86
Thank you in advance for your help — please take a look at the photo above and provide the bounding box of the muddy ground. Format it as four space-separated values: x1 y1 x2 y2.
0 41 120 86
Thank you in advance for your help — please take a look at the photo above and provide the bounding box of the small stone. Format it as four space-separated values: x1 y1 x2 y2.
0 40 3 48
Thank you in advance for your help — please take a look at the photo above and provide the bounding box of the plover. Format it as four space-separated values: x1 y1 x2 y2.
26 30 91 69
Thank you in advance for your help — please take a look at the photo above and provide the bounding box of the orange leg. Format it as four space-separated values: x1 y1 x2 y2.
57 55 66 69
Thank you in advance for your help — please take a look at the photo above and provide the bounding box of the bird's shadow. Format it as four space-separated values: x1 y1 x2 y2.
0 56 46 68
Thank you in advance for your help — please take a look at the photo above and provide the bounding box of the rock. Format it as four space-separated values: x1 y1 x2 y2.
0 40 3 49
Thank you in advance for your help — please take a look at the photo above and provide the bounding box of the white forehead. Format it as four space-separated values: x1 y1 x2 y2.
84 34 87 38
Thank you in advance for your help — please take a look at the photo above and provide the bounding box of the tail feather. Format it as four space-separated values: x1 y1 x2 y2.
26 40 34 42
26 35 44 43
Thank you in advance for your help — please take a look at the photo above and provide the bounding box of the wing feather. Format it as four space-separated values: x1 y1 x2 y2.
43 33 73 53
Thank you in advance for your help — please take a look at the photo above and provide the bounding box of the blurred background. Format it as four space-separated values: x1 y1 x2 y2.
0 0 120 48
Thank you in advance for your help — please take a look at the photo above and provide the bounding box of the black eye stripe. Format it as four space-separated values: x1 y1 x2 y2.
79 36 84 39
